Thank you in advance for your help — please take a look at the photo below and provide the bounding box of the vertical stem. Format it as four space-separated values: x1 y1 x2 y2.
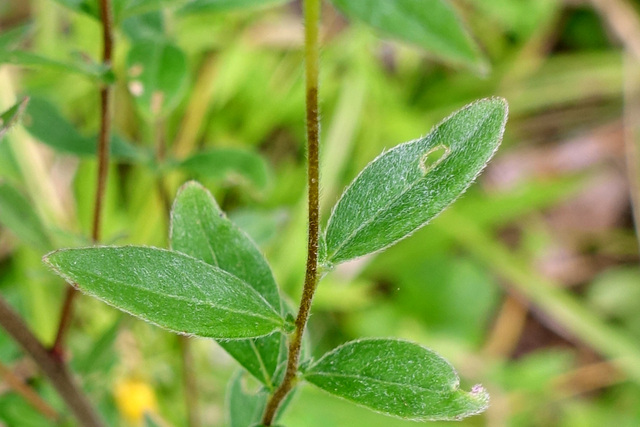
261 0 321 424
179 336 200 427
52 0 114 354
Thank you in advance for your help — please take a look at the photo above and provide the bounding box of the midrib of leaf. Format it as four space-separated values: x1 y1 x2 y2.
305 371 455 395
68 268 282 325
326 107 495 262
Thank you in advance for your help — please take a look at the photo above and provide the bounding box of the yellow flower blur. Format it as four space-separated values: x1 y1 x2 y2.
114 378 158 425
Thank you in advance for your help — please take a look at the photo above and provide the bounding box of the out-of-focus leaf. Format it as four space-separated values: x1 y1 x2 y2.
324 98 508 265
330 0 486 71
0 50 111 81
126 40 189 119
177 148 270 190
0 181 52 250
44 246 285 339
0 97 29 140
171 182 284 386
23 97 146 161
304 339 489 421
122 10 165 41
230 209 287 247
0 24 32 50
227 370 268 427
180 0 288 15
73 317 122 375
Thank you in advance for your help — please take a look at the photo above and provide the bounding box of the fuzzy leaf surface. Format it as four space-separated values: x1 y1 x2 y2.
171 182 284 385
177 149 270 190
324 98 508 265
330 0 485 70
126 40 188 119
44 246 284 339
304 339 489 421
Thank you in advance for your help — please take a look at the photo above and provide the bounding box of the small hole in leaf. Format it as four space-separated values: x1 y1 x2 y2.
420 144 450 175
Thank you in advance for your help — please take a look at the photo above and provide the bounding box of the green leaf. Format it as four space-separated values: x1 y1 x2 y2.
0 181 52 250
330 0 486 71
171 181 283 385
324 98 508 265
0 24 32 51
304 339 489 421
177 149 271 190
227 370 269 427
23 97 145 161
0 50 111 81
44 246 284 339
126 40 189 119
179 0 288 14
0 97 29 140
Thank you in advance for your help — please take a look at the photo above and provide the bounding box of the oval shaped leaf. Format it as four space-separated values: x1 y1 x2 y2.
177 149 271 191
330 0 486 71
304 339 489 421
127 40 189 119
171 181 284 385
324 98 508 265
44 246 284 339
227 370 268 427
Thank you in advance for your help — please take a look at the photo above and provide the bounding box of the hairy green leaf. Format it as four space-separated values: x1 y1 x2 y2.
177 149 271 190
180 0 288 14
23 97 145 161
324 98 508 265
126 40 189 119
44 246 284 339
0 98 29 140
304 339 489 421
330 0 486 71
171 181 283 385
0 181 52 250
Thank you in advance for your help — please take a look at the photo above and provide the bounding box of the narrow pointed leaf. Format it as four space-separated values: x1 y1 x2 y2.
177 149 271 191
304 339 489 421
330 0 486 71
126 40 189 119
180 0 289 15
0 97 29 140
324 98 508 265
44 246 284 339
171 181 284 385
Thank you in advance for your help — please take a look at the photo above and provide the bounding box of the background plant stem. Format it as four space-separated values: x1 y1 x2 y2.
0 298 104 426
261 0 321 424
52 0 114 355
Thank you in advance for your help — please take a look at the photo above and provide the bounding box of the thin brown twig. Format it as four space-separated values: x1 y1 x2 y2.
0 360 60 421
52 0 115 355
261 0 321 424
0 298 104 426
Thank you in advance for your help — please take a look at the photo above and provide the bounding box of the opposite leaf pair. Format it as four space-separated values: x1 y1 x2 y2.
44 98 507 423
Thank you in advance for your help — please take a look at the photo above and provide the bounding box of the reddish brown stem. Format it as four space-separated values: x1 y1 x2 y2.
261 0 321 424
0 298 104 426
52 0 114 355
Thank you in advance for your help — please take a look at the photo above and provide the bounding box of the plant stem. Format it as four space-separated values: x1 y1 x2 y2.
261 0 321 424
0 360 60 421
52 0 114 355
0 298 104 426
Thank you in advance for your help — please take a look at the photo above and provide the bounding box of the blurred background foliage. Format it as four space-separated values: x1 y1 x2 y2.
1 0 640 425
